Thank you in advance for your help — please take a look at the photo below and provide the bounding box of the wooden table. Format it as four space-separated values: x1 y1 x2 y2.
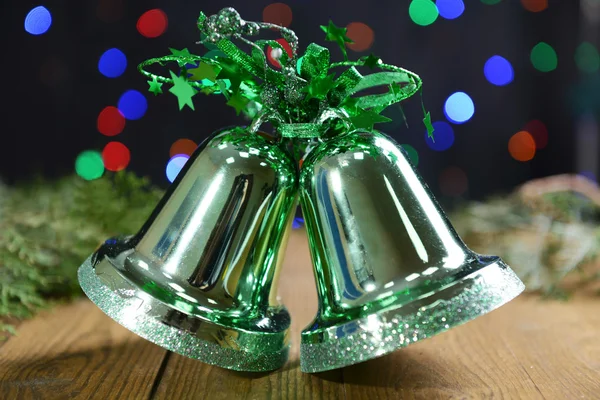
1 230 599 399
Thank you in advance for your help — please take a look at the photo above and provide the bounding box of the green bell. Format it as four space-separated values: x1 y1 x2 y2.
78 127 298 372
299 129 525 373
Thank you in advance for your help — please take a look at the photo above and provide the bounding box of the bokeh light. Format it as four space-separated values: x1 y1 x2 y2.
481 0 501 4
508 131 536 162
346 22 375 52
579 171 597 183
484 55 514 86
520 0 548 12
267 39 293 68
25 6 52 35
170 139 197 158
75 150 104 181
292 217 305 229
166 155 189 183
530 42 558 72
439 166 468 197
523 119 548 149
575 42 600 73
137 9 168 38
262 3 293 27
409 0 439 26
97 106 125 136
118 90 148 120
444 92 475 124
98 48 127 78
425 121 455 151
436 0 465 20
102 142 131 171
401 144 419 166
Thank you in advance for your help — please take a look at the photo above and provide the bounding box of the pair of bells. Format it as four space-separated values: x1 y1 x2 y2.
78 126 524 373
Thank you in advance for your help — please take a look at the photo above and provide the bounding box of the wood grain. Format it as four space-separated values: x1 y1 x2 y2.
1 230 599 399
0 301 167 400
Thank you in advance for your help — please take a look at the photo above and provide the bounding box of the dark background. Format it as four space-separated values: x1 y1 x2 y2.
2 0 599 205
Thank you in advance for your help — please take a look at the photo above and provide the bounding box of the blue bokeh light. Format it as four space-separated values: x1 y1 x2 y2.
98 48 127 78
25 6 52 35
444 92 475 124
292 217 305 229
166 155 190 183
484 55 514 86
436 0 465 20
118 90 148 120
425 121 455 151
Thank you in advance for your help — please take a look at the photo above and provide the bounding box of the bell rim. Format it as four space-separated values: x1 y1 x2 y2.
299 259 525 373
78 257 290 372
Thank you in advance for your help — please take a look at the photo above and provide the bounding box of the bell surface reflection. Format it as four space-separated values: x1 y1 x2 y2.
299 130 524 372
78 127 298 372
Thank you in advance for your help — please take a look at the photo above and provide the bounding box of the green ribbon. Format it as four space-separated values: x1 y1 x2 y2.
138 9 427 140
278 123 325 139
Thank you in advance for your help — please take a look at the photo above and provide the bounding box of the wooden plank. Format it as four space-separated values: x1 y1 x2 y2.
2 228 600 399
493 296 600 399
0 300 167 400
342 299 544 399
151 230 346 400
342 295 600 400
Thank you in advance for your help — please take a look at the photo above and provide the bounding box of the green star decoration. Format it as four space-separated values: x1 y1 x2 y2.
423 112 435 140
188 62 219 82
320 21 353 60
304 73 337 101
168 70 197 110
169 48 192 58
362 54 382 69
351 108 392 130
170 48 192 66
226 93 250 115
147 77 163 96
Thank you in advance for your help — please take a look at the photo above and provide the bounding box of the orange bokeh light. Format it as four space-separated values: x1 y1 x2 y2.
508 131 536 162
520 0 548 12
170 139 197 158
262 3 293 27
346 22 374 52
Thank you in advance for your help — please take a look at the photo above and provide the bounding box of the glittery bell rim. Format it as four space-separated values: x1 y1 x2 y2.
78 258 290 372
299 258 525 373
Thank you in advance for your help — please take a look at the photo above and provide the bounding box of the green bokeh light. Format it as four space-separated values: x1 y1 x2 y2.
575 42 600 73
401 144 419 166
75 150 104 181
530 42 558 72
409 0 439 27
481 0 501 4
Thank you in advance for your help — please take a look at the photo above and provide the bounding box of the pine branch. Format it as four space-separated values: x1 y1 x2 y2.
0 172 164 336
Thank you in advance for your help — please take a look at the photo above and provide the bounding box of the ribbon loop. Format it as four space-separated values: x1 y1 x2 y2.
300 44 330 80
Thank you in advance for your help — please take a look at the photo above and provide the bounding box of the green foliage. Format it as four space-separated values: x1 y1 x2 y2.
0 172 163 335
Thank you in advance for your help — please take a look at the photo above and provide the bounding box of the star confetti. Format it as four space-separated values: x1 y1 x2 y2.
320 21 353 60
147 77 163 96
169 70 197 110
169 48 193 66
304 73 337 101
226 93 250 115
351 108 392 130
423 111 435 141
362 54 382 69
188 62 219 83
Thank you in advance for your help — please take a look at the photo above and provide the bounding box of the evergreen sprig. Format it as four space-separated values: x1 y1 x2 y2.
0 172 163 335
